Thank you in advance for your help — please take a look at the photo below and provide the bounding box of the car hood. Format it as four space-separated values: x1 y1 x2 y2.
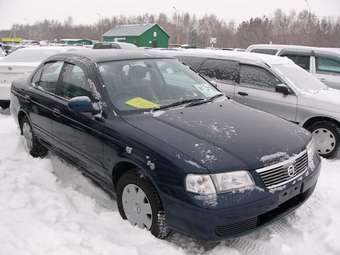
123 99 310 174
300 88 340 114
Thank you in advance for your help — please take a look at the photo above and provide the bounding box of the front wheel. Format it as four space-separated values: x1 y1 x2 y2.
116 170 171 239
307 121 339 158
20 116 48 158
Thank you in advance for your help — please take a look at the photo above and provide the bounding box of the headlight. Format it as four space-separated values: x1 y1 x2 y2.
185 174 216 195
185 171 255 195
211 171 255 193
307 139 316 169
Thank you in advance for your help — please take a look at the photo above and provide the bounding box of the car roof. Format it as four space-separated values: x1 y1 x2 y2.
156 48 294 66
247 44 340 56
14 46 81 52
49 48 174 63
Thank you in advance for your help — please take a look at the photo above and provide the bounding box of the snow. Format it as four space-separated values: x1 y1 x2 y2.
260 152 289 164
1 110 340 255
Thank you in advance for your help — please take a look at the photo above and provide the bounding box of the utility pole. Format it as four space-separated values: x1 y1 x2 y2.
172 6 180 45
304 0 312 14
96 13 103 41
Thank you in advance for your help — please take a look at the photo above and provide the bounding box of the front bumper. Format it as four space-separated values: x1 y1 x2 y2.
161 161 321 241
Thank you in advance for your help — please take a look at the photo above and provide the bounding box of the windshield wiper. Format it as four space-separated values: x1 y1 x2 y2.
186 93 225 107
153 98 205 111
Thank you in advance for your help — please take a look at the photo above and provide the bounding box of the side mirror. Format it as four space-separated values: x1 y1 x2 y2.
275 84 290 95
67 96 100 114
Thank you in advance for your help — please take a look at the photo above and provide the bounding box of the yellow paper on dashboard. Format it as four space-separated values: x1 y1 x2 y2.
125 97 160 109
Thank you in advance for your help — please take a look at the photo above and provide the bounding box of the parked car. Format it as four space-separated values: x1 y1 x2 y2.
93 42 138 49
163 49 340 158
246 44 340 90
11 49 320 240
0 46 6 57
0 46 79 109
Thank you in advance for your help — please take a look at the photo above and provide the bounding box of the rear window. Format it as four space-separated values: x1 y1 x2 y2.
177 56 205 71
281 54 310 71
316 56 340 74
250 48 278 55
198 59 239 84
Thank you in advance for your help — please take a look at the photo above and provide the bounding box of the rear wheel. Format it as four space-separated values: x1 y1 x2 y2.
307 121 339 158
20 116 48 158
116 170 171 239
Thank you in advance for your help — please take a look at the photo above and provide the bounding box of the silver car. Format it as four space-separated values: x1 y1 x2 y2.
246 44 340 90
163 49 340 158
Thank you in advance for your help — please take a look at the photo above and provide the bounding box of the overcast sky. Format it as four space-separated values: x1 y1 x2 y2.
0 0 339 30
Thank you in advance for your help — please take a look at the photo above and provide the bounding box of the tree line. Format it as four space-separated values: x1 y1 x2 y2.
4 9 340 48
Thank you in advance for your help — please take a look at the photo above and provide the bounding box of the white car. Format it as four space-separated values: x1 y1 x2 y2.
246 44 340 90
0 46 78 109
0 47 6 57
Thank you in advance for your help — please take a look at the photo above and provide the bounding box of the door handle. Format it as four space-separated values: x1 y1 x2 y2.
52 108 61 117
23 94 30 103
319 78 327 82
238 91 249 96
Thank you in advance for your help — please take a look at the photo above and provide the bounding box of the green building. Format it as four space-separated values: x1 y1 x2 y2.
102 23 169 48
60 39 93 45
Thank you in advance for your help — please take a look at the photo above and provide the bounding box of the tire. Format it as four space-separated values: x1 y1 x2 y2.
20 116 48 158
306 121 340 158
0 100 10 109
116 170 171 239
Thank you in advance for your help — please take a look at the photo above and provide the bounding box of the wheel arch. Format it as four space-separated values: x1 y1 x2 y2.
111 160 155 192
302 116 340 130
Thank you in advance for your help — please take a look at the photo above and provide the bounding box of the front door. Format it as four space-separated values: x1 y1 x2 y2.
52 61 108 182
234 64 297 122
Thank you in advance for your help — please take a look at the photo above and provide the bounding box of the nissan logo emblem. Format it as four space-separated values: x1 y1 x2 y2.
287 164 296 177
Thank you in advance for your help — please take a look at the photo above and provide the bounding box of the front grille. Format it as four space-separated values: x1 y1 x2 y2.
257 150 308 189
215 217 257 237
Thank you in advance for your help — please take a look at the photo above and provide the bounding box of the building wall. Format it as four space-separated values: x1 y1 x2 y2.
137 25 169 48
103 25 169 48
103 36 138 45
62 40 93 45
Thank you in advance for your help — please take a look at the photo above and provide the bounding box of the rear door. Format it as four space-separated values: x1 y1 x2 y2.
234 64 297 122
312 55 340 90
197 59 239 98
28 61 64 144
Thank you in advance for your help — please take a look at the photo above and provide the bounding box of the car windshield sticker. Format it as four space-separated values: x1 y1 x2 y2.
125 97 160 109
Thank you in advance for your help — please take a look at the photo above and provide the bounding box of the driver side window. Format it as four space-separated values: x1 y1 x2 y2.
240 65 281 92
59 64 93 100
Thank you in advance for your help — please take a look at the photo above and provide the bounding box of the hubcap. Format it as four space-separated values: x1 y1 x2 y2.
122 184 152 229
22 122 33 152
312 128 336 155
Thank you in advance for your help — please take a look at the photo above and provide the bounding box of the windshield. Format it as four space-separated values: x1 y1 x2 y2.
273 63 327 91
99 59 221 113
2 48 61 62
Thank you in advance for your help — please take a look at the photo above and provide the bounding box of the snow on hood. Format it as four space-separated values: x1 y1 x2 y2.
124 99 310 173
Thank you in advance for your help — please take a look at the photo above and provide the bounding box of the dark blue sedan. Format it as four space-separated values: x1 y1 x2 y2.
10 49 321 240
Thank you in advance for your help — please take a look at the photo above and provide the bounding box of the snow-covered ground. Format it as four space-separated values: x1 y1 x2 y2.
0 111 339 255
